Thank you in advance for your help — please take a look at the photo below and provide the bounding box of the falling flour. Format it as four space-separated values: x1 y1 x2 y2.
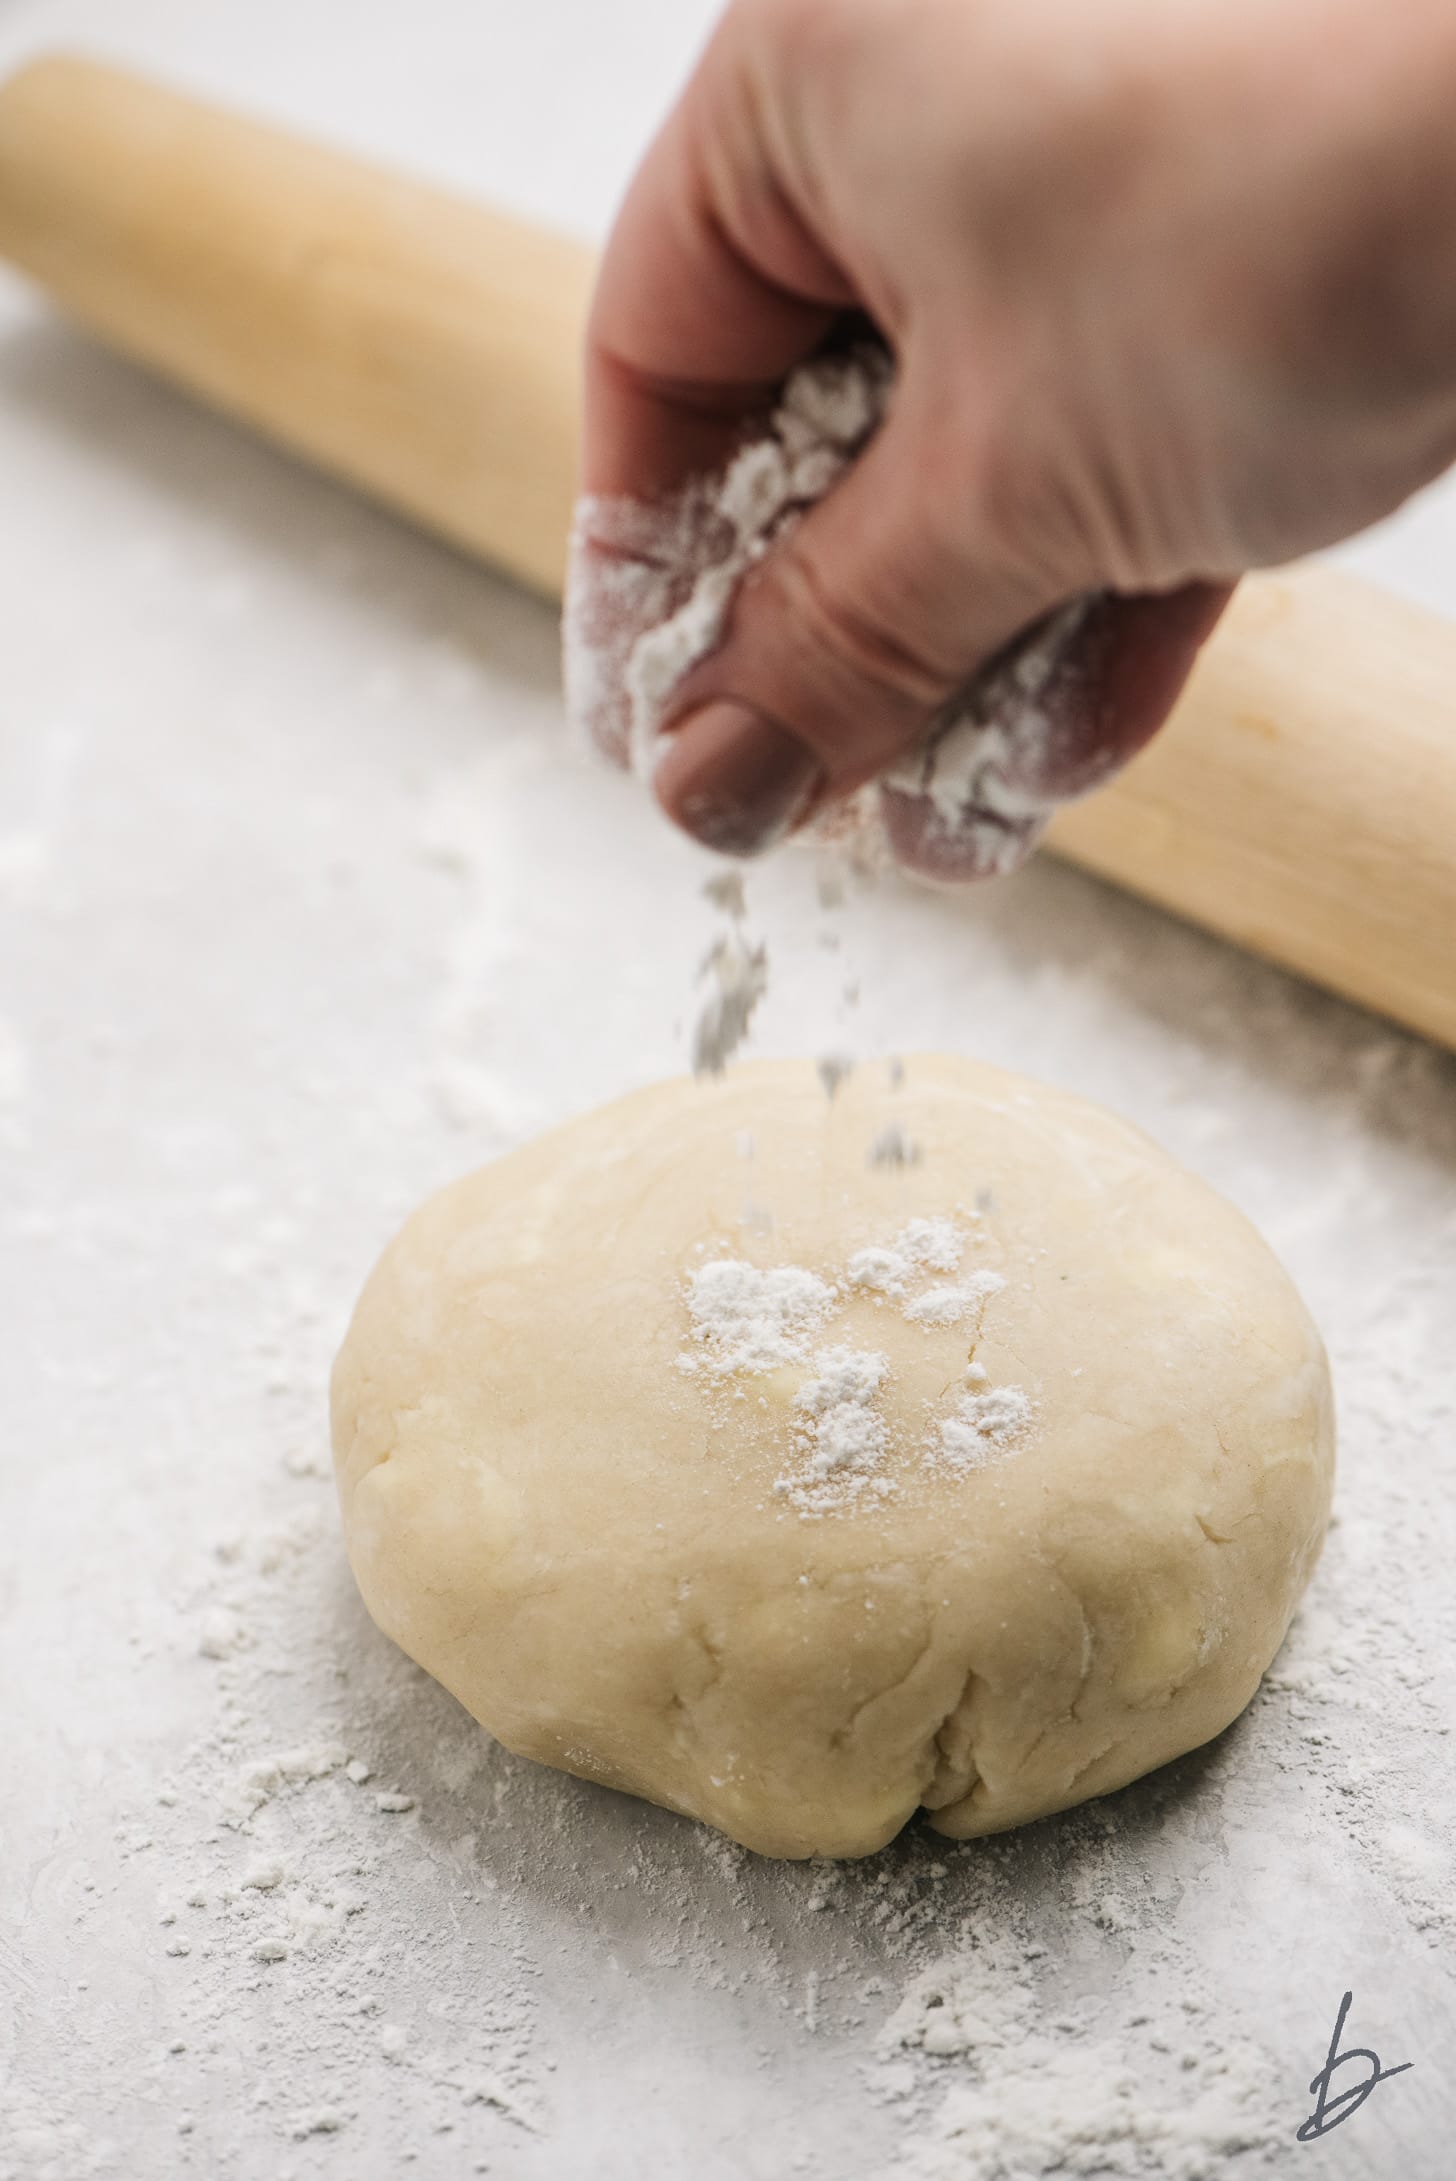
692 928 769 1077
869 1120 924 1171
692 871 769 1077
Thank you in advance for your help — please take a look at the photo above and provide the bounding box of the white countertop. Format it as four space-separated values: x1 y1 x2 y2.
2 3 1453 2175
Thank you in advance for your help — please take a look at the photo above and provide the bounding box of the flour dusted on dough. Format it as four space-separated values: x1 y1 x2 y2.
679 1214 1030 1516
846 1217 971 1299
780 1346 896 1516
904 1275 1004 1328
684 1258 835 1375
936 1385 1034 1471
564 345 1099 879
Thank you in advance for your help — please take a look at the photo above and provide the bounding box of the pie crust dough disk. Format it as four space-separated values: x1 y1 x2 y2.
331 1058 1333 1860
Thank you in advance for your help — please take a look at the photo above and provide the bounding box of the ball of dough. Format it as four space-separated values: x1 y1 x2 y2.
331 1058 1332 1859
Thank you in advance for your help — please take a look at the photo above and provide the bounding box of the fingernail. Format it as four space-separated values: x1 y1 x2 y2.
653 702 822 858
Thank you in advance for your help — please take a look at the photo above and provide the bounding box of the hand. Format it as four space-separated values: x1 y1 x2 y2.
577 0 1456 866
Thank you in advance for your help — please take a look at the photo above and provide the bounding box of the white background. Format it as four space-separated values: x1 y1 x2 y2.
1 3 1453 2176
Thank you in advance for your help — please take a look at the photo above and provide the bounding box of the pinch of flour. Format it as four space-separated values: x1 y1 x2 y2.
565 341 1092 883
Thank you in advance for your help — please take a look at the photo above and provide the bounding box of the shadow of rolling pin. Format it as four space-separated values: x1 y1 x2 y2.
0 54 1452 1049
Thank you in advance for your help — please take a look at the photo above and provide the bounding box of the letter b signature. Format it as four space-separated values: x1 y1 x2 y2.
1297 1990 1412 2142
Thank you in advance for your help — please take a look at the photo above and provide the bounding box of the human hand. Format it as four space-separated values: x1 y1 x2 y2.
572 0 1456 870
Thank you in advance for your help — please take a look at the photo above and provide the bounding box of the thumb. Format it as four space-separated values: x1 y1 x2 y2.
652 363 1064 853
652 369 1228 866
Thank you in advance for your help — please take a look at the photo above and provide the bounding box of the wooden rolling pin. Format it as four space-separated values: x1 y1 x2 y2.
0 53 591 594
1 56 1453 1049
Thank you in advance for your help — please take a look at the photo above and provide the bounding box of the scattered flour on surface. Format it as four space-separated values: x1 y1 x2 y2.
289 2106 348 2140
234 1740 350 1820
197 1605 248 1659
871 1932 1289 2181
28 1448 548 2167
887 2036 1283 2181
877 1945 1037 2063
